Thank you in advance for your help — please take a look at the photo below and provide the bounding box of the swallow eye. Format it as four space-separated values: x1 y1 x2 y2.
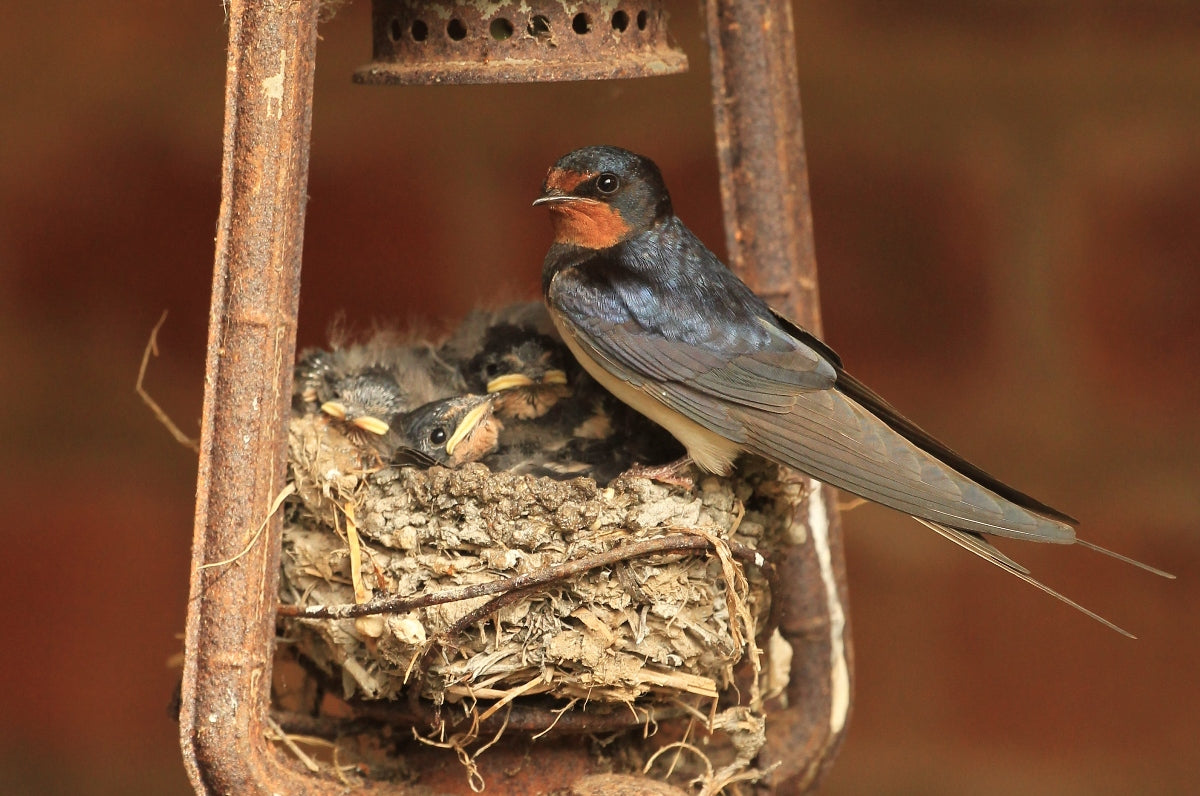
595 173 620 195
484 362 500 377
430 427 447 445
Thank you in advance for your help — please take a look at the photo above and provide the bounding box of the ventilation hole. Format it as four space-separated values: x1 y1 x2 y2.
490 18 514 40
388 18 403 42
411 19 428 41
636 10 648 30
447 18 467 40
528 14 551 38
611 10 629 31
572 12 591 34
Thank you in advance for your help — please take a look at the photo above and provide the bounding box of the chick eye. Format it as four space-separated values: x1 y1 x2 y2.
595 173 620 194
430 427 447 445
484 362 499 377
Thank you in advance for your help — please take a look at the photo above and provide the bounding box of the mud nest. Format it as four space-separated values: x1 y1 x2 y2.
276 359 801 791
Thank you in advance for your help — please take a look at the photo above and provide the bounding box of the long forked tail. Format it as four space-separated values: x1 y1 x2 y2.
1074 537 1175 579
913 518 1138 639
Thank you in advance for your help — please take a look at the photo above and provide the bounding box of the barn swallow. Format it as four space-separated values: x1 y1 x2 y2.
463 323 573 420
535 145 1171 635
392 394 501 468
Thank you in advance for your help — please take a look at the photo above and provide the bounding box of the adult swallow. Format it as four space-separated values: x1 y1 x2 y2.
393 394 501 468
534 145 1170 635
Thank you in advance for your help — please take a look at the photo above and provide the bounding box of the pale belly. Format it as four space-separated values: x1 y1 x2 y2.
550 313 742 475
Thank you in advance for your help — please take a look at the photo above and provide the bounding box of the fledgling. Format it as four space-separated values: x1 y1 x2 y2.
534 144 1171 635
294 332 465 455
462 323 573 420
484 369 684 484
392 394 502 468
317 366 405 438
293 348 338 414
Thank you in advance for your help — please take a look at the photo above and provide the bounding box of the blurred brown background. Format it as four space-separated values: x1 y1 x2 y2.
1 1 1197 793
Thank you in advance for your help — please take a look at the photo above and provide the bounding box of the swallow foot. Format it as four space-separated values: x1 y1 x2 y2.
622 456 696 490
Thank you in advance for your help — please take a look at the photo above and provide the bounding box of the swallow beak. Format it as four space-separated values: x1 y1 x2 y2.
320 401 347 420
351 416 391 436
532 191 590 207
542 369 568 386
444 399 495 457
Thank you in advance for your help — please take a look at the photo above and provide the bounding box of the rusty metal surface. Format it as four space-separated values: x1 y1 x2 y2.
354 0 687 85
178 0 326 792
705 0 854 790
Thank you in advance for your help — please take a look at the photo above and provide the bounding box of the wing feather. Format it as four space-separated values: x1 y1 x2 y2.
545 226 1074 543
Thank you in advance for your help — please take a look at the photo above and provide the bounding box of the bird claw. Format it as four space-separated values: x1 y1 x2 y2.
622 457 696 490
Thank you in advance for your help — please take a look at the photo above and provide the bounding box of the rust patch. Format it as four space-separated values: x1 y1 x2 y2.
545 201 631 249
355 0 688 86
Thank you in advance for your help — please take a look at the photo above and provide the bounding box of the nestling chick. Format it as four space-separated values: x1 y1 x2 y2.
392 394 502 468
463 324 573 420
294 332 465 455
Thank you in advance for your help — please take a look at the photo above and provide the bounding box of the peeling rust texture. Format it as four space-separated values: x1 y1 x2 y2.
705 0 854 790
178 0 327 792
354 0 687 85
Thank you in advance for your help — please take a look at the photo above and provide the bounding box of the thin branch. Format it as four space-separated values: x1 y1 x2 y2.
278 533 716 620
136 310 199 452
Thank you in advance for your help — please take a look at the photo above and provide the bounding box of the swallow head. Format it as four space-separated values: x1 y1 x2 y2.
318 367 404 437
465 324 572 419
396 394 501 467
533 145 671 249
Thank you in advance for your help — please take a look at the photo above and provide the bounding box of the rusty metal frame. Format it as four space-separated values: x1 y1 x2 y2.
179 0 850 792
178 0 323 792
705 0 853 789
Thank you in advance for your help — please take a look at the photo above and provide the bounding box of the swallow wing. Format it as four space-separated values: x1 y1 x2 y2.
548 235 1074 543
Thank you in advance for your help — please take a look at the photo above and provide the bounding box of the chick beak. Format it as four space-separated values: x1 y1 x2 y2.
320 401 348 420
444 400 495 458
351 416 391 436
486 372 535 393
486 369 569 393
541 369 568 386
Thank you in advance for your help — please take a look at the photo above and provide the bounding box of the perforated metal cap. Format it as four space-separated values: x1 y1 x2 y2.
354 0 688 85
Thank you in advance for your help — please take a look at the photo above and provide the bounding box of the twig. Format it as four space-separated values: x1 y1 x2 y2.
279 533 715 619
136 310 199 452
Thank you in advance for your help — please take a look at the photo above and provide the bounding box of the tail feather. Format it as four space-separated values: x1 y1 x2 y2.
913 518 1136 639
736 398 1076 543
1074 537 1175 579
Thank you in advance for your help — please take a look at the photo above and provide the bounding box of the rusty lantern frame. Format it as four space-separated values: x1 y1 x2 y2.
178 0 852 792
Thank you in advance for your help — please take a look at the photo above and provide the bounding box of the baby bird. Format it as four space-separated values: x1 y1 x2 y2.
463 323 573 420
294 332 465 457
392 394 501 468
